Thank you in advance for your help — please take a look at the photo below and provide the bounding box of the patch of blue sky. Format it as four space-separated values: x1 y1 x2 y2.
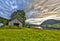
0 0 32 19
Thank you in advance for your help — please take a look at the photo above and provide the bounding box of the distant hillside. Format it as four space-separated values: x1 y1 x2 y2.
42 19 60 25
0 17 9 25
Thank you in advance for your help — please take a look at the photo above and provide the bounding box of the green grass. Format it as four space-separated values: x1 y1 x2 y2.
0 27 60 41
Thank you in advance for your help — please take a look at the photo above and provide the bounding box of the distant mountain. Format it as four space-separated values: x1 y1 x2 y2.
42 19 60 25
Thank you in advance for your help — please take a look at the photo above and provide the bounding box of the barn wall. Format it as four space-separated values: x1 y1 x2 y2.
8 19 22 26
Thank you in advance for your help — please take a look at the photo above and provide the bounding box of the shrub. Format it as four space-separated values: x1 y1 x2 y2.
0 25 24 29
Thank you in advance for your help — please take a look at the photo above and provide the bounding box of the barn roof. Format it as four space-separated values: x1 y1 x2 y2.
9 18 22 23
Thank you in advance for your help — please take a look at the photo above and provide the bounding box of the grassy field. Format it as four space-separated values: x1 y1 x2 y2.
0 27 60 41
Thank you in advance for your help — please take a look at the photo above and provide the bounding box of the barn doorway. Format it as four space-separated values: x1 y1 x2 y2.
14 23 19 26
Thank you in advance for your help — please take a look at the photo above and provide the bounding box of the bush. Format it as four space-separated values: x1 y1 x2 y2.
0 26 24 29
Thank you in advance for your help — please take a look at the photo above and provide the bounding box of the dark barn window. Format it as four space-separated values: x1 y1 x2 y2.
14 23 19 26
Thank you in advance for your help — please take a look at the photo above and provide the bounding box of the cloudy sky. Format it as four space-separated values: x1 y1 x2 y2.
0 0 30 19
0 0 60 19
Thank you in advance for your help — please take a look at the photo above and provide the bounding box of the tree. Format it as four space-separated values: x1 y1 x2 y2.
11 10 26 27
0 17 9 25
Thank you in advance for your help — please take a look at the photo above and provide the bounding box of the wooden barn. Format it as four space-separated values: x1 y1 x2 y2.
8 19 22 26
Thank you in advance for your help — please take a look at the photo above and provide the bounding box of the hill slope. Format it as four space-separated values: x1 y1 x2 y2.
0 28 60 41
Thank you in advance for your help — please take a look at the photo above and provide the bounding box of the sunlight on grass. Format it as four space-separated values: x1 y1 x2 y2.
0 27 60 41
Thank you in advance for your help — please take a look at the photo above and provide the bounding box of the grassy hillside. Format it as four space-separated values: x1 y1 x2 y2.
0 27 60 41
